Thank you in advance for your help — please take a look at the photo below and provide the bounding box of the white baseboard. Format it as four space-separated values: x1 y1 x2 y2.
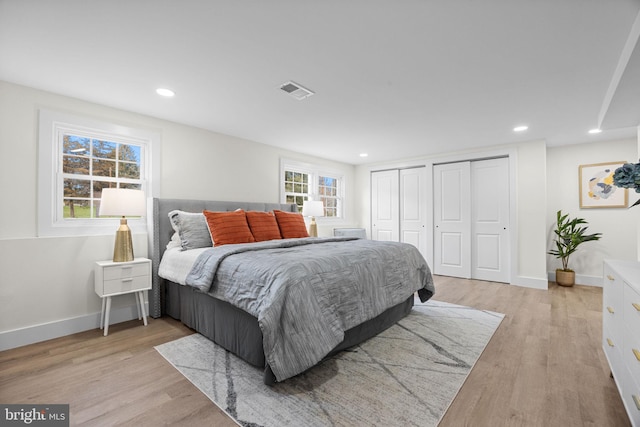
546 271 603 287
0 302 147 352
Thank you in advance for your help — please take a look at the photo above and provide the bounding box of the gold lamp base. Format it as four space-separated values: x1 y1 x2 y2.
113 217 135 262
308 217 318 237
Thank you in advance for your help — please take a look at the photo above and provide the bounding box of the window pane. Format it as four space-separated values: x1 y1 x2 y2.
285 182 293 192
285 171 293 181
286 195 295 204
92 140 117 159
119 183 141 190
64 178 90 198
294 183 303 193
63 199 91 219
119 161 140 179
93 159 117 177
302 183 308 194
63 135 90 155
322 176 335 187
119 144 140 162
93 181 115 198
63 155 90 175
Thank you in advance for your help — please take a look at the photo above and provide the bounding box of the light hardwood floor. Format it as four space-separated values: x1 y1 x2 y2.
0 276 631 426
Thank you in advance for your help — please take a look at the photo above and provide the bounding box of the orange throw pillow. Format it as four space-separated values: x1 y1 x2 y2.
203 209 256 246
273 210 309 238
246 211 282 242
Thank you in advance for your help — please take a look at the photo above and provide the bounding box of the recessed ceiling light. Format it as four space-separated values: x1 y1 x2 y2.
513 125 528 132
588 128 602 134
156 88 175 97
359 153 368 157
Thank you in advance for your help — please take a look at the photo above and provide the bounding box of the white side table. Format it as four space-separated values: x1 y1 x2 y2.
94 257 152 336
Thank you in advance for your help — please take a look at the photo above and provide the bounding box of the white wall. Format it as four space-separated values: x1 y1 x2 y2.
546 138 639 285
354 140 549 290
0 81 356 349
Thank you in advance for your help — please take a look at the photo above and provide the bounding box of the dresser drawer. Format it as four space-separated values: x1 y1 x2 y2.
603 264 623 317
620 364 640 427
103 262 150 281
102 275 151 295
604 304 624 349
624 323 640 386
624 282 640 336
603 330 624 388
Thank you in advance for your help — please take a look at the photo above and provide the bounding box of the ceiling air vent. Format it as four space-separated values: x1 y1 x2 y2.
280 81 314 100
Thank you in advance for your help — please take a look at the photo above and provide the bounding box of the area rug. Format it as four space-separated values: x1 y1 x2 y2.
155 299 504 427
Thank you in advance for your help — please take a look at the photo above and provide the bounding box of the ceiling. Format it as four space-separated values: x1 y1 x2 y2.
1 0 639 165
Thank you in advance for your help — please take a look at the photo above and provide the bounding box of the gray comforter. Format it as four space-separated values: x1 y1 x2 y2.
186 237 434 381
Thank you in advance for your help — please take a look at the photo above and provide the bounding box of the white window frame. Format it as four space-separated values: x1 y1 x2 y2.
38 109 160 237
280 159 345 222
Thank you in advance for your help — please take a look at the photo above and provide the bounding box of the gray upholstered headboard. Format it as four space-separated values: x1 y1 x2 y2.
149 198 297 318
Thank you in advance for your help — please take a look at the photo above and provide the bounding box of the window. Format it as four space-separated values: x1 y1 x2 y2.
280 159 344 219
38 110 160 236
62 134 143 219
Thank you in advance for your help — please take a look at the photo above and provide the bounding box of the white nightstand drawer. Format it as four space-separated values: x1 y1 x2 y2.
103 263 150 281
103 275 151 295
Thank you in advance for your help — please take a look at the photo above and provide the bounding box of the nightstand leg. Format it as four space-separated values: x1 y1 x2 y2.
104 297 112 336
138 291 148 326
100 297 106 329
135 293 142 320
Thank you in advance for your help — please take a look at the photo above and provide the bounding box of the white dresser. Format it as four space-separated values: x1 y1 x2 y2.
603 259 640 426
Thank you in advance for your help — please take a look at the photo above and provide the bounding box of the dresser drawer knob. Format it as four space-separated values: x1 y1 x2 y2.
607 338 614 347
633 303 640 312
121 278 133 283
607 306 614 314
634 349 640 362
607 275 615 281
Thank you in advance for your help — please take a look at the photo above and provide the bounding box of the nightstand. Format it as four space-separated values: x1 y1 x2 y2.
95 257 152 336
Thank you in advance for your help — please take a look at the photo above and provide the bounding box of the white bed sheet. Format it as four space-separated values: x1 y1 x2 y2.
158 246 208 285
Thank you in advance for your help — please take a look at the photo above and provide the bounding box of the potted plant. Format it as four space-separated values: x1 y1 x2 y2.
548 210 602 287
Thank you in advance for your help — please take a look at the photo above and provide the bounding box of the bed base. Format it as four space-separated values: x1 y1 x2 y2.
164 280 414 385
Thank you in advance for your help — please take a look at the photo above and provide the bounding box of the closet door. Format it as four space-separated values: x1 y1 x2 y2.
433 158 510 283
433 162 471 278
371 170 399 242
471 158 510 282
400 167 427 257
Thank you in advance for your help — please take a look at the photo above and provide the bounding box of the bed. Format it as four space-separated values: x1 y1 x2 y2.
150 198 434 385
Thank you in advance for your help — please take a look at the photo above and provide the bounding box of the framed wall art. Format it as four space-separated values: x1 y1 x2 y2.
579 162 628 208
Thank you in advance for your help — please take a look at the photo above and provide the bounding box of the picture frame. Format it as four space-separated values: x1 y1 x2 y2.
579 162 628 209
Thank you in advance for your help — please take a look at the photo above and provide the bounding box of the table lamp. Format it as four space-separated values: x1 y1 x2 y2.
302 200 324 237
99 188 146 262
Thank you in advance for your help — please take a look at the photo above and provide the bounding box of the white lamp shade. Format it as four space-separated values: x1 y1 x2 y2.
99 188 146 217
302 200 324 217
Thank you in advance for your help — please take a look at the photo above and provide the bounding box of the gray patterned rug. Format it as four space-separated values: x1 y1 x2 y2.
155 299 504 427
